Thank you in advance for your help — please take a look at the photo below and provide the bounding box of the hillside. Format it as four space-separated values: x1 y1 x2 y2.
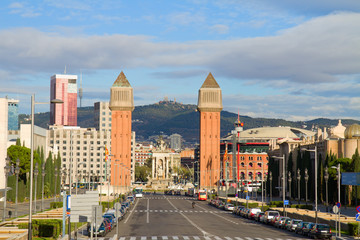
19 101 360 143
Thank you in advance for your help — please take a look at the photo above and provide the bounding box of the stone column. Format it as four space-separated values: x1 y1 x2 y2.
152 157 155 179
166 157 169 179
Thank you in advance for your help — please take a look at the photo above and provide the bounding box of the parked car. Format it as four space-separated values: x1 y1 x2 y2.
248 208 261 219
87 218 111 237
309 223 332 239
274 216 289 228
302 222 316 237
286 219 302 232
224 203 235 211
103 212 117 228
264 210 280 224
295 221 310 235
282 218 292 230
254 211 264 222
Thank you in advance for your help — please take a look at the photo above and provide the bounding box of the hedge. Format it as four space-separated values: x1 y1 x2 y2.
348 223 360 236
18 219 62 238
290 204 313 210
50 202 63 209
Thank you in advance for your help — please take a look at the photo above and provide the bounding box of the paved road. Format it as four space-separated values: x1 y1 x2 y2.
101 193 308 240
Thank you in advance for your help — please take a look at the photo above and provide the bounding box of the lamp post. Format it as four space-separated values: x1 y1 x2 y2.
272 155 286 217
324 166 329 210
41 163 45 211
54 166 58 202
304 168 309 203
302 146 318 223
33 163 39 214
15 158 20 217
332 163 341 237
28 95 63 240
269 172 272 202
3 156 10 221
288 171 292 200
297 169 301 204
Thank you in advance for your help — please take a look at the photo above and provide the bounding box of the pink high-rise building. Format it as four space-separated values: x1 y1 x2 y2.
50 74 78 126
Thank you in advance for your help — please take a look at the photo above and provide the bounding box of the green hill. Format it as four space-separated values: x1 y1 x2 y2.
18 101 360 143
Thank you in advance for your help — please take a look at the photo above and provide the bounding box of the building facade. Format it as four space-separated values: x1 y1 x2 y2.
7 98 19 130
50 74 78 126
170 134 182 151
0 98 8 192
197 73 223 189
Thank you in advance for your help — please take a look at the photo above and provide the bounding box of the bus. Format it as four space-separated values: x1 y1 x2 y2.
198 190 207 201
134 187 143 198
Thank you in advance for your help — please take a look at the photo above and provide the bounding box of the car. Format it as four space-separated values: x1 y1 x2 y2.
103 213 116 229
282 218 292 230
248 208 261 219
270 215 280 225
224 203 235 211
87 218 111 237
274 216 289 228
254 211 264 222
264 210 280 224
309 223 332 239
295 221 310 235
302 222 315 237
286 219 302 232
217 202 225 209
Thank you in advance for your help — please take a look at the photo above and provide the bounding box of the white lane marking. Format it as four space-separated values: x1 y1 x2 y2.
162 236 168 240
193 237 200 240
204 237 211 240
141 237 147 240
152 236 157 240
165 197 210 237
124 198 140 224
147 198 150 223
183 236 189 240
195 202 239 226
172 236 179 240
119 237 126 240
235 237 244 240
215 236 223 240
245 238 253 240
130 237 136 240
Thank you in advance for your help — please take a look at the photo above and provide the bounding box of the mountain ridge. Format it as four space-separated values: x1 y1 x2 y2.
18 101 360 143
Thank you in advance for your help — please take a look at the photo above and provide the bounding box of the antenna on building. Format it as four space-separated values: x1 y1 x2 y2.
79 71 83 107
64 65 67 74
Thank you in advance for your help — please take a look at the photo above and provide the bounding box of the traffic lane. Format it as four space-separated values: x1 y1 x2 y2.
167 198 307 239
110 195 201 237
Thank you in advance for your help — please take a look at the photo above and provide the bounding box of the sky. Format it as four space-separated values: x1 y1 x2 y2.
1 0 360 121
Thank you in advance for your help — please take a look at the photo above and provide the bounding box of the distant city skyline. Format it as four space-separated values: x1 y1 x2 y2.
0 1 359 121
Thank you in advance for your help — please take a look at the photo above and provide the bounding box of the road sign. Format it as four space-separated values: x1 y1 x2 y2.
333 205 339 214
70 191 99 223
66 195 71 211
356 213 360 221
342 172 360 186
357 206 360 213
336 202 341 208
246 196 249 200
284 200 289 206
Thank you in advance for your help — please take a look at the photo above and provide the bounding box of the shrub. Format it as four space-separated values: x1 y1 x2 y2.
50 202 63 209
248 203 259 208
19 219 62 238
348 222 359 236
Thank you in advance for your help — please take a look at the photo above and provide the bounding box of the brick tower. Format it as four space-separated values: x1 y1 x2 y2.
197 73 223 189
109 71 134 190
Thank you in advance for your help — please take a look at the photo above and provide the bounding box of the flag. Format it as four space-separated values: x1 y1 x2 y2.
105 145 109 162
223 146 228 161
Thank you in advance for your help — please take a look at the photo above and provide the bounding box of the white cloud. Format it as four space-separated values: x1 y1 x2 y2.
210 24 229 34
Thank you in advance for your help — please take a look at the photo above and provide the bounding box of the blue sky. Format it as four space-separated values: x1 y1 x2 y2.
1 0 360 121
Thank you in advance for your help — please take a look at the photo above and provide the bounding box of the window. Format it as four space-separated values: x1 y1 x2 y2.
63 152 66 156
63 141 67 144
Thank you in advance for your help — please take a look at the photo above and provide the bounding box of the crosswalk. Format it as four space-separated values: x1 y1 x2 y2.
131 210 231 214
100 236 307 240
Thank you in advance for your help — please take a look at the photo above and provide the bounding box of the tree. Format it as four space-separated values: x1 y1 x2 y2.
135 163 151 182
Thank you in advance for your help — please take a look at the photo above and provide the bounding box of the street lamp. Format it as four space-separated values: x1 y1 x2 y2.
28 94 63 240
33 163 39 214
324 166 329 210
41 163 45 211
54 167 58 202
331 163 341 237
297 169 301 204
272 155 286 217
3 156 10 221
288 171 292 200
304 168 309 203
15 158 20 217
302 146 318 224
269 172 272 202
